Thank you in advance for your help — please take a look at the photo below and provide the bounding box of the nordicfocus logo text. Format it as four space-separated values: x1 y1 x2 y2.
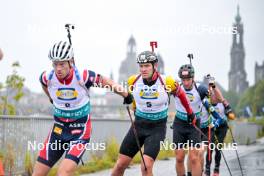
27 141 106 151
160 140 237 151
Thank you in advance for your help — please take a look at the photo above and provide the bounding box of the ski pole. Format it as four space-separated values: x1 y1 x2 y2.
126 106 147 171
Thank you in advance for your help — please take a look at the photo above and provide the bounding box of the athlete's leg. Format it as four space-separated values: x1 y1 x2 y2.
32 162 51 176
175 149 186 176
142 122 166 176
187 154 192 176
173 118 189 176
33 127 65 176
199 146 206 173
197 127 209 175
111 154 133 176
57 159 78 176
61 117 92 176
112 125 144 176
140 155 155 176
187 121 202 176
189 148 202 176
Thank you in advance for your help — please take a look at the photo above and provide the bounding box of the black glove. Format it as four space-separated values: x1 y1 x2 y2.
224 104 232 115
187 112 196 124
123 93 133 104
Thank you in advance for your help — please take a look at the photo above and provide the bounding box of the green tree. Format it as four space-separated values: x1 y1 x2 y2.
0 61 25 115
236 80 264 116
223 90 239 113
236 86 255 116
254 80 264 115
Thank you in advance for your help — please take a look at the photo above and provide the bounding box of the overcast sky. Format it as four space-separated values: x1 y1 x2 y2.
0 0 263 93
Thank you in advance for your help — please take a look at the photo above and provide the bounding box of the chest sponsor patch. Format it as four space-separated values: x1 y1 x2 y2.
186 92 195 102
139 86 159 99
56 88 78 100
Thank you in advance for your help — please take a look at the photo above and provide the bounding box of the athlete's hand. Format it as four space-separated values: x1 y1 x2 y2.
123 93 133 105
187 112 196 125
225 104 236 120
224 104 232 115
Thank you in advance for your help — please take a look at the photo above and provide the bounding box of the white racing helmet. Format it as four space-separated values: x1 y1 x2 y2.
48 41 74 61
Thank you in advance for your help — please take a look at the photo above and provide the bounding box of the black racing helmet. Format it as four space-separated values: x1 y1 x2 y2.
178 64 195 79
137 51 158 64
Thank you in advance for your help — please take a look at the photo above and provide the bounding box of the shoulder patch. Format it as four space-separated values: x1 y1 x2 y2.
127 75 138 86
165 76 177 93
40 71 48 87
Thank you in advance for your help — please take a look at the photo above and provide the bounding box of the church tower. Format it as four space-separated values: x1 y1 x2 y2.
228 5 248 94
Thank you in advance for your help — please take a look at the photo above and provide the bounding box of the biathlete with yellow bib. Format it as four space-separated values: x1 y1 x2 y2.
111 50 195 176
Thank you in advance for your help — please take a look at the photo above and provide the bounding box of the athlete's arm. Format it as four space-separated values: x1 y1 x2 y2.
209 86 225 104
206 83 236 120
101 76 129 98
83 69 128 98
90 71 131 99
39 71 53 103
166 76 193 115
41 85 53 104
174 86 193 115
207 78 229 106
